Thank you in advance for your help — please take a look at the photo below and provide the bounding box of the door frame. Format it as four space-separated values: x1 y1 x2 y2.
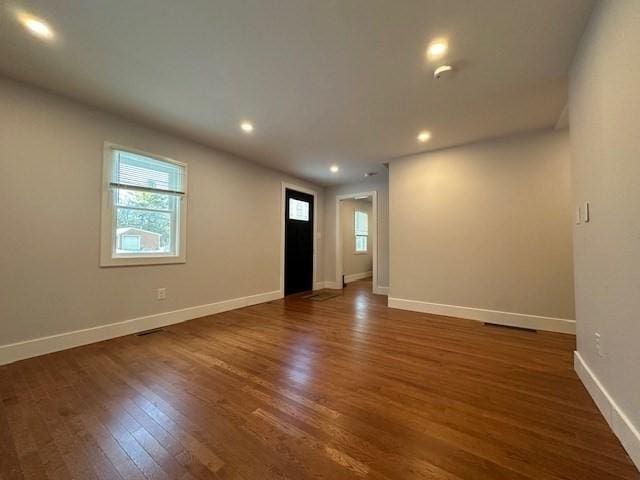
280 182 318 297
335 190 379 293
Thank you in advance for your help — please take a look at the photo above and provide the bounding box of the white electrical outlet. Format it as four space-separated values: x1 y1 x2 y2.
157 288 166 300
595 332 603 357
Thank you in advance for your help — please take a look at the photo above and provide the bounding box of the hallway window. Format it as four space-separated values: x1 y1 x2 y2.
355 210 368 252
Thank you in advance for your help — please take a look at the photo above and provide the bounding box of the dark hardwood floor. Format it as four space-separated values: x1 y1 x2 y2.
1 280 638 480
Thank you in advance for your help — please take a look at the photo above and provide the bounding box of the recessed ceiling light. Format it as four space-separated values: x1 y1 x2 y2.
427 39 448 60
417 131 431 143
330 165 339 173
240 121 254 133
18 13 53 39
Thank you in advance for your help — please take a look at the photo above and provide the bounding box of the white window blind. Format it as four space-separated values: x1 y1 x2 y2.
111 150 185 195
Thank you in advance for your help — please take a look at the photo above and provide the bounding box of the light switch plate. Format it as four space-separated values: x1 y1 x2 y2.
583 201 591 223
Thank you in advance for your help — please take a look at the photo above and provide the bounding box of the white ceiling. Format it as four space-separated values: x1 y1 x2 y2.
0 0 594 185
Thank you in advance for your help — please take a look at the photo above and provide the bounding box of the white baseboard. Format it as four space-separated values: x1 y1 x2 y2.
315 281 342 290
344 271 372 284
0 290 282 366
373 286 389 295
574 351 640 471
317 280 387 295
387 297 576 334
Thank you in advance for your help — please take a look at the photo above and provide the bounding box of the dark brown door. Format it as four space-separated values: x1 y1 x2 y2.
285 189 314 295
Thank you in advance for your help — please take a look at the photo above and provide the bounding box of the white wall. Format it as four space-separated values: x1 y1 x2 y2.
0 77 323 357
323 177 389 290
340 198 373 277
389 129 575 331
569 0 640 468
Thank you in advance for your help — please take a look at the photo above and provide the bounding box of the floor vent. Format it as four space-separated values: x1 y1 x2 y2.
136 328 165 336
483 322 537 333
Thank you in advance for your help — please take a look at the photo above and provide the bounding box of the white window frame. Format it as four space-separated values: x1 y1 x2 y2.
354 210 369 254
100 142 188 267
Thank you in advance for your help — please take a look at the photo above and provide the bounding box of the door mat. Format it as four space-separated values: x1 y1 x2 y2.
301 292 341 302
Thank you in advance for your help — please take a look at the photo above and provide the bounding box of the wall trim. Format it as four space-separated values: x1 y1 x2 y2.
317 279 381 291
373 286 389 296
574 351 640 471
344 271 372 284
315 281 342 290
0 290 282 366
387 297 576 334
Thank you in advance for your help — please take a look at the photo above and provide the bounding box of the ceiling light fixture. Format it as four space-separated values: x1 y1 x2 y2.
240 121 254 133
330 165 339 173
18 13 54 39
417 131 431 143
427 39 448 60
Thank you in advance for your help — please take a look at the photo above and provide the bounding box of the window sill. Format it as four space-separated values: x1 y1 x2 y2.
353 251 369 255
100 254 186 267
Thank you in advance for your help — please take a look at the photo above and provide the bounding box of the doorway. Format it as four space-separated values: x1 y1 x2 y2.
335 191 378 293
284 188 315 295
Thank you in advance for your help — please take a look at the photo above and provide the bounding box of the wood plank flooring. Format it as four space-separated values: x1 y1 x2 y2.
1 280 638 480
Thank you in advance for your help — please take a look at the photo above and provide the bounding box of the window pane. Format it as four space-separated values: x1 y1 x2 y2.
116 207 174 254
120 235 141 251
113 150 185 193
355 211 368 235
289 198 310 221
356 235 368 252
115 188 171 210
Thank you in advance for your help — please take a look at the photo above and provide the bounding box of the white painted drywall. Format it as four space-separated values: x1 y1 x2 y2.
569 0 640 464
0 77 323 347
389 129 575 320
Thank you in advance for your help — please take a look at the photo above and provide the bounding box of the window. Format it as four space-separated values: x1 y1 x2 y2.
354 210 368 253
289 198 310 221
100 144 187 266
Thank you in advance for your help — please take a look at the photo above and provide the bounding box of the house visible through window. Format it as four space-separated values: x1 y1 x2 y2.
119 233 141 251
101 144 187 266
355 210 368 252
